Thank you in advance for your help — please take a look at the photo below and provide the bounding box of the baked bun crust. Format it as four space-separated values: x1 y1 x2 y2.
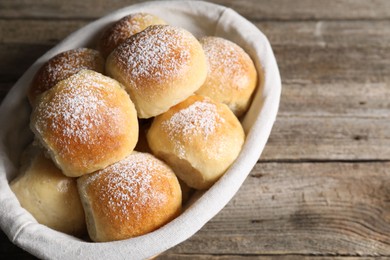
30 70 138 177
10 148 86 236
98 12 166 58
28 48 104 105
106 25 207 118
196 37 258 117
147 95 245 189
77 152 182 242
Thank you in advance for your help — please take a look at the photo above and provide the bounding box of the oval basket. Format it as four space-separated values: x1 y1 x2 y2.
0 1 281 259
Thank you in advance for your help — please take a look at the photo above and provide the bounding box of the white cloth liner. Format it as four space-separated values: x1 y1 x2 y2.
0 1 281 259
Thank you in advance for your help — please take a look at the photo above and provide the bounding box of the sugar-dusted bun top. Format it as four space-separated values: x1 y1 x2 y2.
113 25 190 84
106 25 207 118
77 152 182 242
98 12 166 58
196 36 258 117
158 96 228 157
147 95 245 189
28 48 104 105
30 70 138 177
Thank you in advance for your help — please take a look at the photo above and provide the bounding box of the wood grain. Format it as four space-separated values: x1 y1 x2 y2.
0 0 389 20
160 162 390 257
262 116 390 161
158 256 388 260
3 20 390 47
1 0 389 259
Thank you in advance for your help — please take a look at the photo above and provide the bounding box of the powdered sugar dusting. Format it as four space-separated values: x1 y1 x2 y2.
113 25 191 88
45 48 101 84
104 13 164 53
162 99 225 157
34 71 121 152
31 48 103 97
86 153 168 221
201 37 250 90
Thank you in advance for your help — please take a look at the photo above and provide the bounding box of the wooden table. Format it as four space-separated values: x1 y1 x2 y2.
1 0 389 259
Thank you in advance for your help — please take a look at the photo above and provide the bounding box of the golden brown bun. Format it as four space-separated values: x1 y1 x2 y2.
196 37 258 117
30 70 138 177
98 13 166 58
10 147 86 236
106 25 207 118
77 152 182 242
28 48 104 105
147 95 245 189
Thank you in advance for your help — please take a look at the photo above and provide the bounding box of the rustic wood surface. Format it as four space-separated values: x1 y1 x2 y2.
0 0 389 259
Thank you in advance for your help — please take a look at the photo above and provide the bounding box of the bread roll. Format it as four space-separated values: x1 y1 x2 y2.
28 48 104 105
147 95 245 189
30 70 138 177
196 36 258 117
10 148 86 236
98 12 166 58
77 152 182 242
106 25 207 118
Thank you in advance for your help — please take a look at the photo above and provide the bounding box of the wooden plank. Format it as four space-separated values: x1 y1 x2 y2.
262 116 390 161
161 162 390 256
211 0 390 21
0 43 52 83
0 0 389 20
158 255 387 260
273 45 389 85
0 20 86 45
0 20 88 83
278 82 390 118
258 21 390 48
2 19 390 47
